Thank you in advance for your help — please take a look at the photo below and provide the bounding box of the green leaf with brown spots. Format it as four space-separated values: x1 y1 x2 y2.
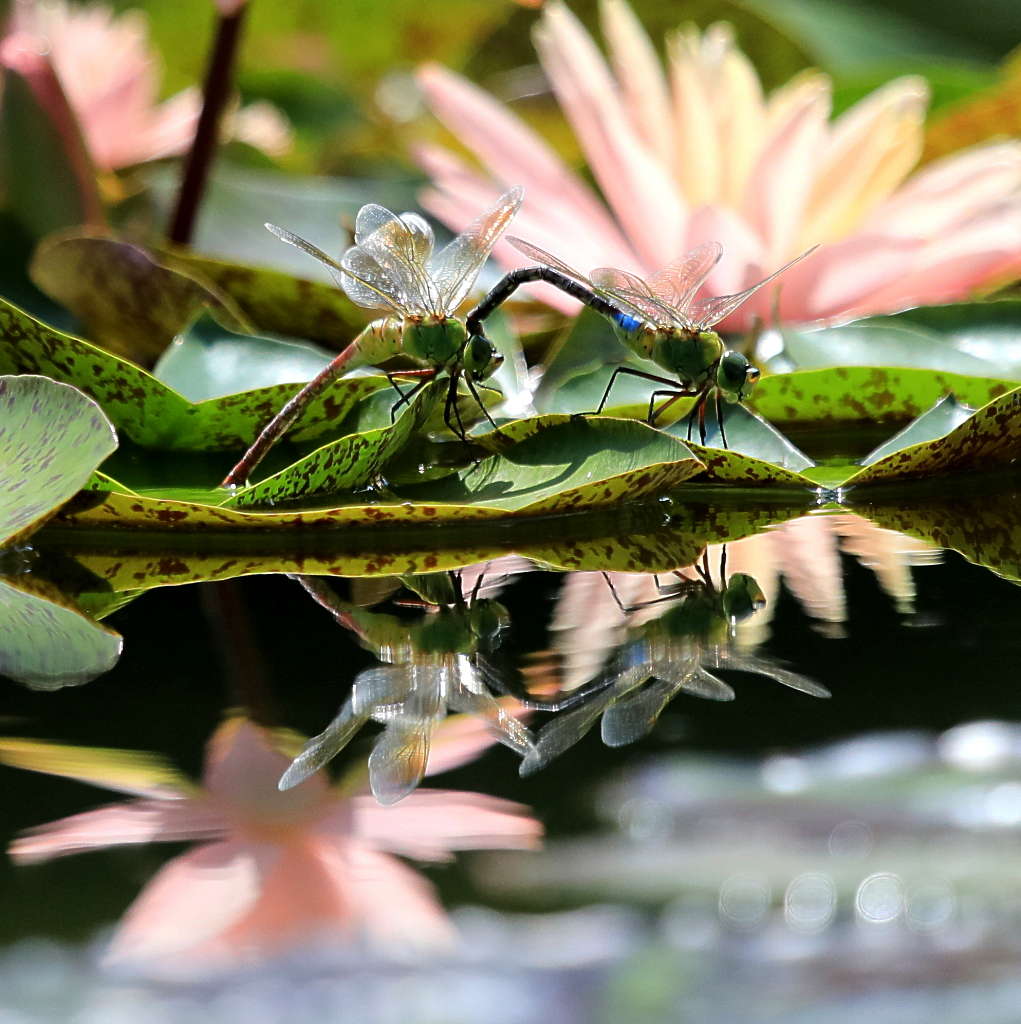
227 379 445 507
750 366 1015 429
0 573 122 688
29 232 253 367
0 298 392 451
844 385 1021 487
161 248 366 350
0 375 117 547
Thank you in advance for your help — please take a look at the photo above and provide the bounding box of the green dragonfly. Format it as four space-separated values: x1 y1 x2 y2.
467 239 816 446
280 570 533 805
520 559 829 774
221 187 523 487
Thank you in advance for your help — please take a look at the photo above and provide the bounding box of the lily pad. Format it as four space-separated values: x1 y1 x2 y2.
0 574 122 688
161 248 366 348
750 366 1016 428
226 379 444 506
0 299 391 451
30 233 252 366
153 313 333 402
860 394 976 466
845 385 1021 487
0 375 118 547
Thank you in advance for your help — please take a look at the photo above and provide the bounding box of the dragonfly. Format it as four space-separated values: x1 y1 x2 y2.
279 569 533 805
520 557 829 775
466 239 816 447
221 186 524 487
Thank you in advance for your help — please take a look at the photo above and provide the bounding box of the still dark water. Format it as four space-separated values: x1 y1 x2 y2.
3 499 1021 1023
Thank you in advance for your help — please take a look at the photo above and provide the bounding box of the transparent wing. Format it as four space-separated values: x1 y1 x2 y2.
602 675 704 747
265 222 404 315
646 241 723 314
349 205 439 313
507 236 593 284
590 267 688 327
689 246 819 330
433 186 523 312
519 688 614 776
277 699 368 791
368 716 433 805
451 657 534 756
706 646 831 698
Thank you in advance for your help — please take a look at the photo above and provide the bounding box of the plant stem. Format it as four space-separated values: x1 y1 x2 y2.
167 2 249 246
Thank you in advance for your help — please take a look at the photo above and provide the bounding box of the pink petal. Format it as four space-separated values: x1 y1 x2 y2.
9 799 226 864
416 62 622 243
769 517 845 626
682 204 767 298
668 28 722 206
105 839 274 969
535 1 685 268
350 789 542 860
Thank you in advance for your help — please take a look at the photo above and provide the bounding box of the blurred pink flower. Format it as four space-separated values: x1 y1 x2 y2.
3 0 291 171
416 0 1021 330
1 713 540 974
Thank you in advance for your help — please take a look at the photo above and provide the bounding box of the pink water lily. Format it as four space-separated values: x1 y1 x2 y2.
416 0 1021 330
0 713 540 974
3 0 291 171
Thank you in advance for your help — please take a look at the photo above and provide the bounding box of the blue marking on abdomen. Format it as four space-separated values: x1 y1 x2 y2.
614 312 642 332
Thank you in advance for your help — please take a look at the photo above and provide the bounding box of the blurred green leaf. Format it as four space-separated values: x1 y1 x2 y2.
154 313 333 402
0 375 117 547
30 232 252 367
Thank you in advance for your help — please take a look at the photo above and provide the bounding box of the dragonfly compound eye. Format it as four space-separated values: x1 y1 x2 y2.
464 334 503 381
717 350 758 400
404 316 467 365
721 573 767 621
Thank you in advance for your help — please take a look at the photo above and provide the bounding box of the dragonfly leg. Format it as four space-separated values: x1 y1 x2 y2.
443 371 471 443
388 371 435 423
222 336 366 487
715 389 729 449
648 388 696 426
465 373 504 436
596 366 682 415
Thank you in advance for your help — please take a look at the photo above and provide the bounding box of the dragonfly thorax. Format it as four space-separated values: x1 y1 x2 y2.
650 329 724 387
402 315 467 367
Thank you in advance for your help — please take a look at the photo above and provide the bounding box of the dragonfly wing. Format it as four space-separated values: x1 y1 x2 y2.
508 236 590 282
591 267 686 327
450 658 534 756
709 647 830 698
647 241 723 313
600 677 676 747
368 716 433 805
689 246 818 330
277 699 368 791
433 186 523 313
519 687 615 776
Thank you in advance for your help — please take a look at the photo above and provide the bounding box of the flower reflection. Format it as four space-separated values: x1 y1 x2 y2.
2 0 291 171
417 1 1021 329
524 561 827 773
282 571 533 803
0 713 541 974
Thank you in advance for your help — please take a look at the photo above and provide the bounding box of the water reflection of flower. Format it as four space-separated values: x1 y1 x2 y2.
416 0 1021 330
2 0 291 171
0 714 541 974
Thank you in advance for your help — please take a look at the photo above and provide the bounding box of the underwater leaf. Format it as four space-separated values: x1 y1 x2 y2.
845 385 1021 487
153 313 333 402
0 574 122 689
0 375 117 547
0 299 390 450
750 366 1016 428
226 379 446 506
860 394 976 466
161 249 367 348
30 233 252 367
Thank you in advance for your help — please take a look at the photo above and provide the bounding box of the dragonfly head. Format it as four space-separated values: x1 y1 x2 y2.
462 333 504 382
716 350 760 402
468 598 510 645
721 573 766 622
403 315 467 366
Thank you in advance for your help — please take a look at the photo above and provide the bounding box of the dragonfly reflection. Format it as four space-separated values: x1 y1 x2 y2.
522 555 829 774
284 564 533 803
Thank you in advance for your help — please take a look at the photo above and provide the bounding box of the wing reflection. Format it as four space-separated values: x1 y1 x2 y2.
0 713 541 974
525 555 828 774
283 562 534 802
